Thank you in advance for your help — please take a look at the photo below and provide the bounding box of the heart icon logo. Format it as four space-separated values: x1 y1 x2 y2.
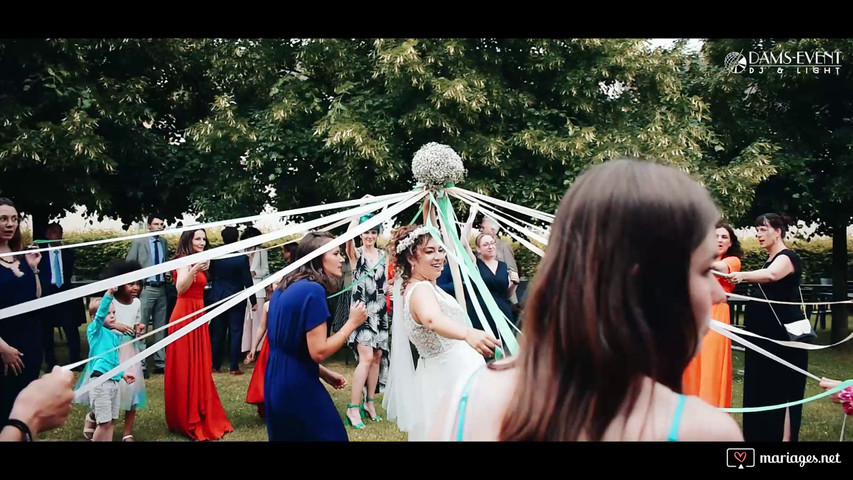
734 451 747 463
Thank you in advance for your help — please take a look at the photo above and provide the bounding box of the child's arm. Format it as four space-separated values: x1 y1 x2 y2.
92 289 117 327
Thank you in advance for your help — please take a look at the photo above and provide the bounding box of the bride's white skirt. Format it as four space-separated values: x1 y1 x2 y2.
408 342 485 441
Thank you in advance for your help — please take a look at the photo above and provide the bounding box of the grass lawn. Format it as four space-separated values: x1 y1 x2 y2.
37 317 853 441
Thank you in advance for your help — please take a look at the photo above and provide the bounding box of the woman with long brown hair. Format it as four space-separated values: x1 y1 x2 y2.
682 223 742 408
430 159 743 441
264 232 367 441
383 221 500 441
164 229 233 441
0 198 43 424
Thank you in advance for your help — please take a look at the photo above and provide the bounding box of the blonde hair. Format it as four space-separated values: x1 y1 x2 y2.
88 297 102 317
88 296 114 318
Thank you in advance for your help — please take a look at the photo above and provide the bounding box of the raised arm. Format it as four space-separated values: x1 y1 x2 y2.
345 216 359 269
461 204 479 263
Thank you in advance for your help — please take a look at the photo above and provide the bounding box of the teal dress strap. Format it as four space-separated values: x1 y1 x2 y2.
667 394 687 442
455 365 488 441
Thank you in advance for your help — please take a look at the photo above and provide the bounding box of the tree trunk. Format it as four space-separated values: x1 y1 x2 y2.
831 220 849 343
29 208 50 244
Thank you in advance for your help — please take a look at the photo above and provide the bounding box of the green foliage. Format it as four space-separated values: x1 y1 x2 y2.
698 39 853 233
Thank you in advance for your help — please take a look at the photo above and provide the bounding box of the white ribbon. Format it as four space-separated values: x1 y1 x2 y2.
62 207 382 369
725 291 853 307
709 320 821 381
213 236 304 261
1 195 407 321
712 319 853 351
441 198 524 336
63 289 245 370
478 201 550 239
74 190 426 399
1 191 412 258
449 187 555 223
450 189 549 246
450 191 546 257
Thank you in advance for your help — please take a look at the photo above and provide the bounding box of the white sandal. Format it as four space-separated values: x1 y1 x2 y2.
121 434 135 442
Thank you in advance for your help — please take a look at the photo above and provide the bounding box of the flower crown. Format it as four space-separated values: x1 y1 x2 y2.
395 226 431 254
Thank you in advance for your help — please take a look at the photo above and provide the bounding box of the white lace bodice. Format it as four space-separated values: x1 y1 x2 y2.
403 281 468 359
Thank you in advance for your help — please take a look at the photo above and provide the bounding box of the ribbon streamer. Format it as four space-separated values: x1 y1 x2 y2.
1 194 410 321
1 191 412 258
74 191 426 398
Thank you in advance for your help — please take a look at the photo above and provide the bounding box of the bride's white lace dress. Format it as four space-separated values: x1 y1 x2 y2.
383 279 485 440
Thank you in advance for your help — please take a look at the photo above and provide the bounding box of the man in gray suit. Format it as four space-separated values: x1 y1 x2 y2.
126 215 169 375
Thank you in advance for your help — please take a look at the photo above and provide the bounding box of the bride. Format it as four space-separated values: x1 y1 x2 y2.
382 223 500 440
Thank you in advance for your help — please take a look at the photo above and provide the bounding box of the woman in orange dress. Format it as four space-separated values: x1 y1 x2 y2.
682 223 741 407
164 229 234 440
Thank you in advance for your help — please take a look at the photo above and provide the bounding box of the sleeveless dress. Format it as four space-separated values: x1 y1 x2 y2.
742 249 807 442
402 281 485 440
164 271 233 441
114 298 148 411
682 255 740 407
347 247 390 392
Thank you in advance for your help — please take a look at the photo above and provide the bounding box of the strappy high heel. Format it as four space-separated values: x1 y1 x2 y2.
363 398 383 421
344 403 366 429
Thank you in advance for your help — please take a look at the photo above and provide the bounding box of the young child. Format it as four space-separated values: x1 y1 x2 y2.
108 260 148 442
76 287 136 441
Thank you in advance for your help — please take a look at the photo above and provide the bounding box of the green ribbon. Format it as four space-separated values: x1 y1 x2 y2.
721 379 853 413
326 203 424 300
423 221 515 355
428 193 520 356
440 195 522 335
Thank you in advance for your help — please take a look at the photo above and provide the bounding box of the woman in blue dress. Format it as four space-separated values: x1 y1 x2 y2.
460 209 519 341
264 231 367 441
0 198 44 423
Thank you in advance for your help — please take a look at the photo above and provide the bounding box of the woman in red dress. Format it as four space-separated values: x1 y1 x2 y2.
245 299 269 418
164 229 233 441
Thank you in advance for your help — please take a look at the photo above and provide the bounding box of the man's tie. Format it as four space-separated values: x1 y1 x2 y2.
153 236 162 282
52 250 63 288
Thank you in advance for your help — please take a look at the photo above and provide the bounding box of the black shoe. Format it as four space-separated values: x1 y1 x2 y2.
143 370 150 379
153 367 165 375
